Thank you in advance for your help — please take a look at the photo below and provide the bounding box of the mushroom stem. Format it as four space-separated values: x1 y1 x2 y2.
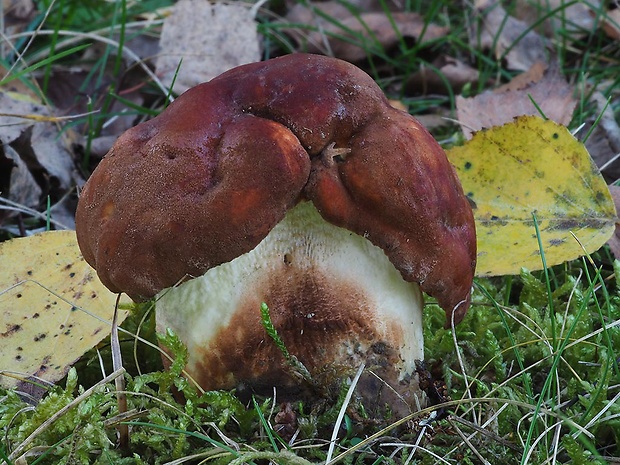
156 201 424 411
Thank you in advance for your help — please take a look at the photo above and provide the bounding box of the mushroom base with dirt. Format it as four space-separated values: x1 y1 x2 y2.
157 200 424 414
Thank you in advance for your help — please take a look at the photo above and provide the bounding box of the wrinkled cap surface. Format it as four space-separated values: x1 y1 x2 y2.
75 53 476 323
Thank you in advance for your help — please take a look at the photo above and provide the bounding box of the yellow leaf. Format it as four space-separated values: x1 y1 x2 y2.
0 230 128 389
447 115 617 276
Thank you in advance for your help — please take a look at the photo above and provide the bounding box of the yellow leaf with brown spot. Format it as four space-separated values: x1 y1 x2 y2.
447 115 617 276
0 230 128 389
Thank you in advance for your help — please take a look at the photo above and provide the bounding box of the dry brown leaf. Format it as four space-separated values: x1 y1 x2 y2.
0 64 37 96
0 91 84 227
0 92 42 143
0 144 41 218
495 61 546 92
600 8 620 40
405 56 480 95
1 0 35 37
44 63 148 158
606 185 620 258
2 0 33 18
515 0 600 38
472 0 548 71
284 2 447 62
456 61 577 138
581 91 620 182
156 0 260 94
0 90 43 222
0 92 83 191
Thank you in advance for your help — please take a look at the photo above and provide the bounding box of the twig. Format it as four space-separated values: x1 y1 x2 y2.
449 408 522 452
111 294 129 453
0 197 71 230
448 417 491 465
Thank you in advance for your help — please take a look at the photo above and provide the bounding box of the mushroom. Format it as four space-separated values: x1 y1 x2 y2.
75 53 476 414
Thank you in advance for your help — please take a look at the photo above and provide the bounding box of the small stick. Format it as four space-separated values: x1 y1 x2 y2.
449 415 522 452
111 294 129 453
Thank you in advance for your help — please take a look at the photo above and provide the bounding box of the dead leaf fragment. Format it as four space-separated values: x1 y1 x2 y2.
581 92 620 182
3 0 33 19
495 61 546 92
472 0 548 71
43 62 150 159
456 61 576 138
1 0 35 38
606 185 620 258
406 56 480 95
515 0 601 38
0 91 84 226
600 8 620 41
0 64 36 96
274 403 297 441
284 2 447 62
0 90 80 171
156 0 261 94
0 143 42 216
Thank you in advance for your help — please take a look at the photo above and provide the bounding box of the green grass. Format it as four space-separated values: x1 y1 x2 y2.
1 0 620 463
2 263 619 463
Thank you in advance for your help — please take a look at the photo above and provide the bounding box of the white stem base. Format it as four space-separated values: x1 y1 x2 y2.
156 201 424 410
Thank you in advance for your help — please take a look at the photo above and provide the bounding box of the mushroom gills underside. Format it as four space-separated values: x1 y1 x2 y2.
156 201 424 408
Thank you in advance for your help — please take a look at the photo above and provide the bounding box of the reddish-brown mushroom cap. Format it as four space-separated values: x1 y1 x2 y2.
76 53 476 324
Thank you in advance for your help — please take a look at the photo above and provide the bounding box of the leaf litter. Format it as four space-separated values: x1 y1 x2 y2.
456 60 577 138
471 0 549 71
0 91 84 230
282 1 448 63
156 0 261 94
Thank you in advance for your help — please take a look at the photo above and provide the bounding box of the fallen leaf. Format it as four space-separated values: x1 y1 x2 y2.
2 0 35 36
495 61 546 92
0 63 36 96
44 66 146 153
472 0 548 71
0 90 84 228
405 56 481 95
3 0 34 19
156 0 260 94
600 8 620 40
605 185 620 258
515 0 600 38
447 116 617 276
581 91 620 182
0 143 42 222
284 2 447 62
456 61 577 139
0 230 129 391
